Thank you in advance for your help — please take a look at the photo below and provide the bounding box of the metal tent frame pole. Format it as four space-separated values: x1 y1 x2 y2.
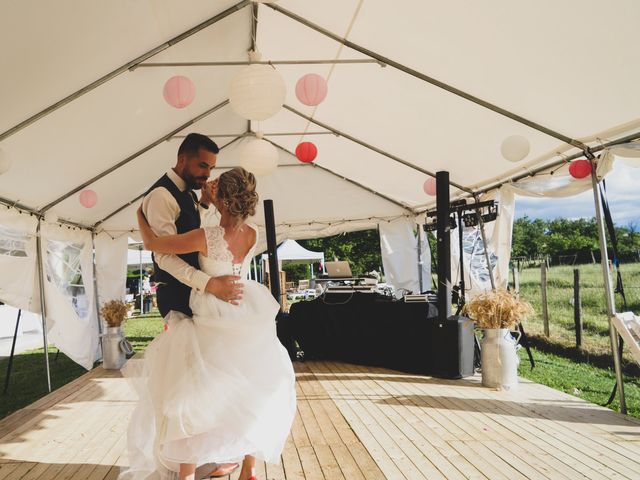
139 246 144 315
590 162 626 413
417 222 424 293
475 200 497 290
91 232 104 361
35 219 52 393
3 309 22 394
135 59 381 68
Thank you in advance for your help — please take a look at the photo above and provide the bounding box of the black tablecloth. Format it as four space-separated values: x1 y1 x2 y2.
284 292 443 374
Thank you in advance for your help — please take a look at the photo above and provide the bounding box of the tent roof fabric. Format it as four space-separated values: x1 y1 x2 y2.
1 0 639 240
261 239 324 264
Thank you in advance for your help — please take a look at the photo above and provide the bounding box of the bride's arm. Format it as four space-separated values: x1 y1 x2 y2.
137 207 206 255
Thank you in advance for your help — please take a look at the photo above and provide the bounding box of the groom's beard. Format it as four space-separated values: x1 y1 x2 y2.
184 173 208 190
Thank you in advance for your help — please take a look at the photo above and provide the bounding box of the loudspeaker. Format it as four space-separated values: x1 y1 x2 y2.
427 315 475 378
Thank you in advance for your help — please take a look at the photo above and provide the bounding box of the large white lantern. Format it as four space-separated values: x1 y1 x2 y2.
229 52 286 121
0 149 11 175
501 135 530 162
238 134 279 176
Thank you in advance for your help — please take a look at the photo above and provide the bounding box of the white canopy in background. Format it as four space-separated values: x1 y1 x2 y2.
0 1 639 370
261 239 324 265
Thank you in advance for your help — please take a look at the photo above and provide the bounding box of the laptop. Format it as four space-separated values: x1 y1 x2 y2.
325 261 353 278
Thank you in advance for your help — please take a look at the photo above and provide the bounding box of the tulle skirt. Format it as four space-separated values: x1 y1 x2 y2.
119 281 296 479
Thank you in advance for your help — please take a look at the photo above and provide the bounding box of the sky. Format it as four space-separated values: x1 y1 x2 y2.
515 161 640 228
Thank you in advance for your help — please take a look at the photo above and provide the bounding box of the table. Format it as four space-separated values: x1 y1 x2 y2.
283 292 475 378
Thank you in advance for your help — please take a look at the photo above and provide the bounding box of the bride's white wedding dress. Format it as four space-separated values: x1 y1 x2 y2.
119 224 296 479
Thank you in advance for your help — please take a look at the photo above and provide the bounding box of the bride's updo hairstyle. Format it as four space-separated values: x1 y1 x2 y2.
217 167 259 219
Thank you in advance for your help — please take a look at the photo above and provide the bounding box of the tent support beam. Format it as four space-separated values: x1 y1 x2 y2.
40 100 231 214
92 134 244 229
91 232 104 361
134 59 382 68
265 138 414 213
0 1 250 142
270 3 586 150
35 219 52 393
172 131 335 138
284 105 474 194
590 162 626 414
0 196 92 230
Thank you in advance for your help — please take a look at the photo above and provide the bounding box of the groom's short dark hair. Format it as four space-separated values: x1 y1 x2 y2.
178 133 219 157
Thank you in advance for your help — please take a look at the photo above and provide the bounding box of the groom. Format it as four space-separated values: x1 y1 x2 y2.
142 132 242 479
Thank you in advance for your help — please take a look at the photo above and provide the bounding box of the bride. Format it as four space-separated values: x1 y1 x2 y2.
121 167 296 480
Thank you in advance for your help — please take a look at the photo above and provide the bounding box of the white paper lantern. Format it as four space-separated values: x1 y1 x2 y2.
0 149 11 175
501 135 530 162
229 53 286 121
238 136 279 176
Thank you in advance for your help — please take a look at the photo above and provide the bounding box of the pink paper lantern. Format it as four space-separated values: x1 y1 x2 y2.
163 76 196 109
79 189 98 208
423 177 437 196
569 159 592 179
295 142 318 163
295 74 328 106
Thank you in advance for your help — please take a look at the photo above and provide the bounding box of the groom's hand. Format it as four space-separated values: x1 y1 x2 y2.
206 275 243 305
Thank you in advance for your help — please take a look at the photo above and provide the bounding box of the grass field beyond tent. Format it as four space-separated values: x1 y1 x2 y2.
516 262 640 365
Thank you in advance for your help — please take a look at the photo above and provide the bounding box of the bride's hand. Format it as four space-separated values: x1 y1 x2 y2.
206 275 243 305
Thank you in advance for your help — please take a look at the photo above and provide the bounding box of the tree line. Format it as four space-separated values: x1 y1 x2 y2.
282 217 640 283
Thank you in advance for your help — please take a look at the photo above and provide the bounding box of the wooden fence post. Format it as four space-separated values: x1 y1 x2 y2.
541 262 550 337
574 268 582 348
511 266 520 294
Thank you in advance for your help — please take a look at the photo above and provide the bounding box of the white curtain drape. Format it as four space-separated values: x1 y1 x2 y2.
379 217 431 297
450 186 516 298
0 208 39 312
41 224 100 370
454 150 627 299
95 232 129 309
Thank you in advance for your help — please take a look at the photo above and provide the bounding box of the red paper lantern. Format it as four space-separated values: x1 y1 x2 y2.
163 76 196 109
296 142 318 163
569 159 592 179
79 189 98 208
295 74 328 106
423 177 437 196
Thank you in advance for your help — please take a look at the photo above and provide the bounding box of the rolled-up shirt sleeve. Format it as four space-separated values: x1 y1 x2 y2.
142 188 211 293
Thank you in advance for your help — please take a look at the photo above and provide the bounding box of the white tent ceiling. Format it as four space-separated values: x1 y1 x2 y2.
1 0 639 242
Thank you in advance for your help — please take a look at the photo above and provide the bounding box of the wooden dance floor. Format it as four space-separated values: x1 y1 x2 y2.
1 361 640 479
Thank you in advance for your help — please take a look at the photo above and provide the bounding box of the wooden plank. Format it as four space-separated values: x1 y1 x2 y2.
363 365 577 480
311 362 406 480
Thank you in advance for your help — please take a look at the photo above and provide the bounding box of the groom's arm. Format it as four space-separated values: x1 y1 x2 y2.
142 188 210 294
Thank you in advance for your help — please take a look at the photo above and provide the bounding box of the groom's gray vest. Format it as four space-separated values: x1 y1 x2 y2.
147 174 201 318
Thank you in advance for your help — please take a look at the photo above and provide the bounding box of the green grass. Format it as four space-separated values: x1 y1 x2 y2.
517 262 640 365
518 347 640 418
0 312 164 419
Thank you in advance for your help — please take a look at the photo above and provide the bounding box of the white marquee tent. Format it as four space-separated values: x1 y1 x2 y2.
261 239 324 265
0 1 639 405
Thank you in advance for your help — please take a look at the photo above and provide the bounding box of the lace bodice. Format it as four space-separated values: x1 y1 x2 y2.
199 224 258 279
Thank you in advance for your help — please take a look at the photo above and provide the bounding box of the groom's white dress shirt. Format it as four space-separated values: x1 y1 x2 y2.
142 169 213 295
